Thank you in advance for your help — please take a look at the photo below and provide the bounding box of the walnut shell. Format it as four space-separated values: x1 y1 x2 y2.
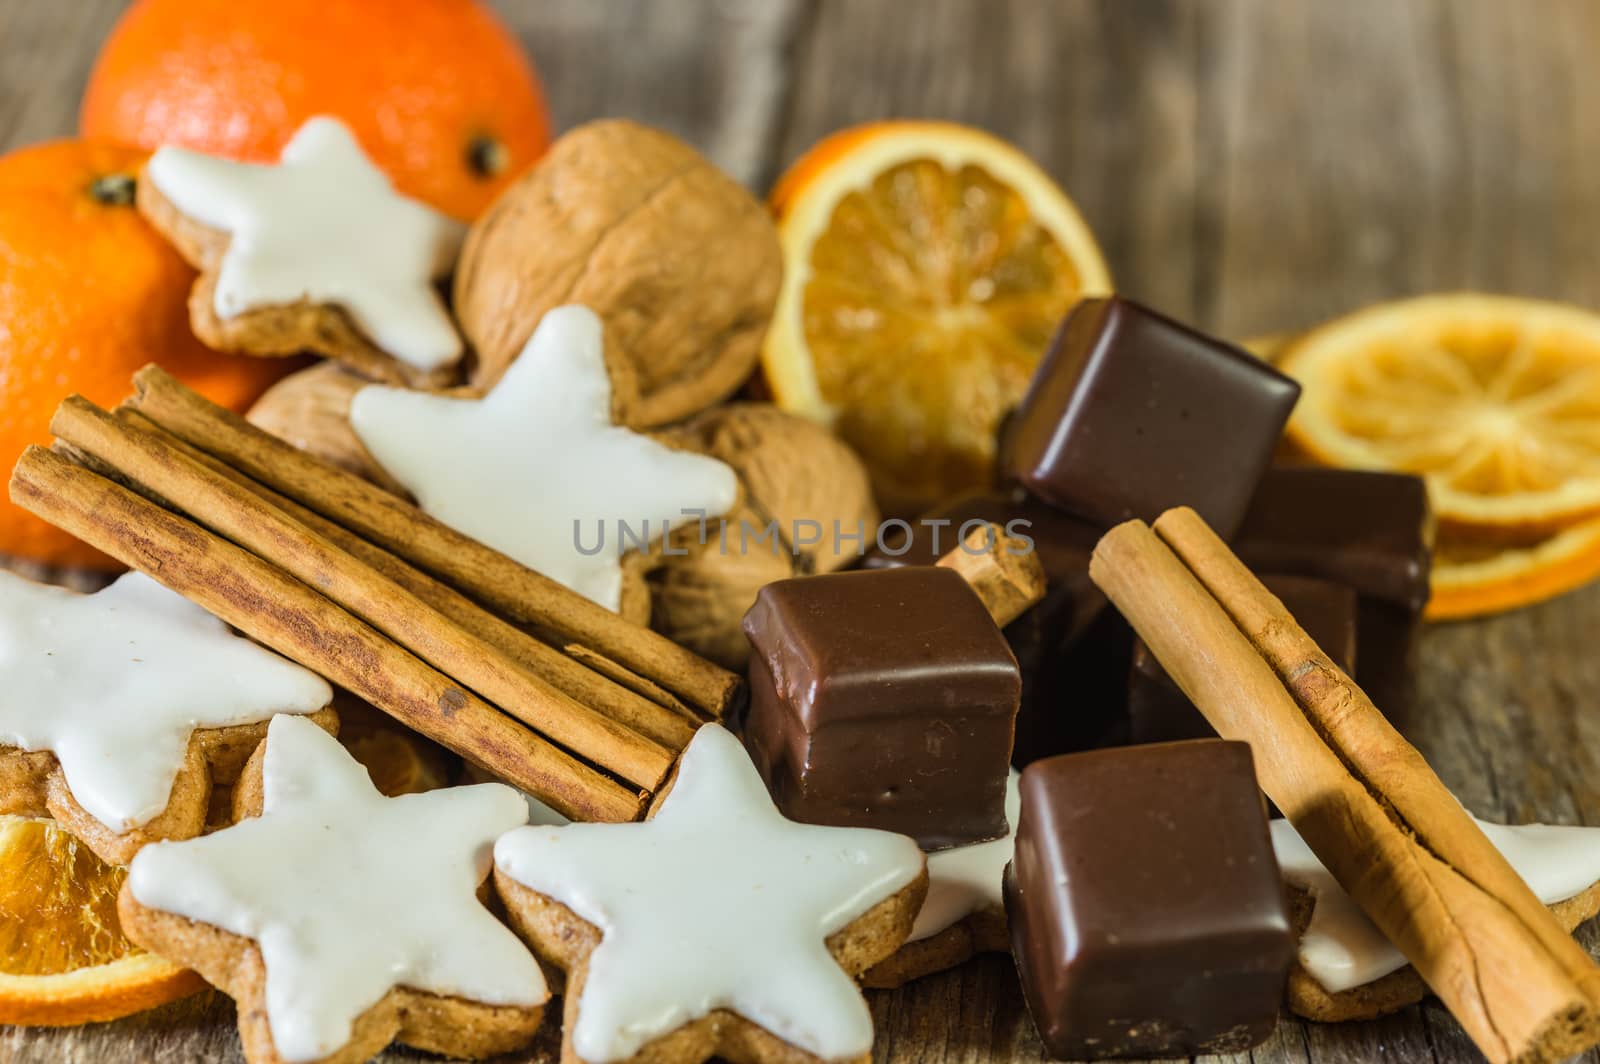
454 119 782 428
246 361 411 497
666 403 880 575
647 404 881 668
645 499 794 669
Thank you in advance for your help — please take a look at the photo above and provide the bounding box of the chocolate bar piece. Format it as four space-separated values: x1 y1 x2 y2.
1234 467 1432 720
741 567 1020 850
1233 467 1433 610
1002 296 1300 537
1005 741 1293 1059
1129 574 1358 744
863 490 1120 765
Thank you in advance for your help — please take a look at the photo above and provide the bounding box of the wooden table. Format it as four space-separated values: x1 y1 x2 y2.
4 1 1600 1061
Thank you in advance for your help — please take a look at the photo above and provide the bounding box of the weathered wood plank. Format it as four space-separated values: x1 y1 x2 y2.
0 0 126 150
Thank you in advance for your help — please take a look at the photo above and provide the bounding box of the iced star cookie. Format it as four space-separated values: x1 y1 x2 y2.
0 570 334 865
861 771 1019 989
349 304 739 615
1274 815 1600 1022
493 724 926 1064
138 116 467 385
120 715 545 1064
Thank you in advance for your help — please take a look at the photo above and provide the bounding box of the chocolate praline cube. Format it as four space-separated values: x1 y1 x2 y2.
741 567 1020 850
1234 467 1433 721
1129 574 1358 745
862 491 1124 765
1233 467 1433 610
1005 741 1293 1060
1002 296 1301 536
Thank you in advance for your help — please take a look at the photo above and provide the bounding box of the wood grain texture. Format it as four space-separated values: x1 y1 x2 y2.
5 0 1600 1062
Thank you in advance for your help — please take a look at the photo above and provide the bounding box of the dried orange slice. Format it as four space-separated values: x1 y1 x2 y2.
0 815 203 1025
1429 516 1600 620
1281 294 1600 535
765 121 1112 512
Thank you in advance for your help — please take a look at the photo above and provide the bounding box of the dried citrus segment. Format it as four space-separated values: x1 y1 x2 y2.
0 815 203 1025
1281 294 1600 534
1429 516 1600 620
766 121 1111 512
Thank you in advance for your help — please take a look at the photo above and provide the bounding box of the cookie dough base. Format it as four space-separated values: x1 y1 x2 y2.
859 908 1009 990
0 708 337 866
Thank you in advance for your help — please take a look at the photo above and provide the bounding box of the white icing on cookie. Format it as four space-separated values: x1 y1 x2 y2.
909 770 1020 942
145 116 466 371
0 571 331 832
495 723 923 1063
1273 815 1600 993
128 715 544 1064
350 305 739 611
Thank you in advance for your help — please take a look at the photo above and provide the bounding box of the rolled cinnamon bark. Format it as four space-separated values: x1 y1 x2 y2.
936 523 1048 628
54 396 675 793
1089 514 1600 1064
118 408 696 752
10 446 643 824
125 364 743 718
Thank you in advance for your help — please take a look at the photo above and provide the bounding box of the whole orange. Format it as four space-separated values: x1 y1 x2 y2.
79 0 551 221
0 140 297 571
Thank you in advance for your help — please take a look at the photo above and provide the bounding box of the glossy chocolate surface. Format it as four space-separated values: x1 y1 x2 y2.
1129 574 1358 744
1232 466 1430 721
1002 296 1301 536
1004 741 1293 1059
1234 466 1434 611
741 567 1021 849
863 490 1117 767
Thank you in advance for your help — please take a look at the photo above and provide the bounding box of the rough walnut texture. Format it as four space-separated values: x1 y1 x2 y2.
454 119 783 428
649 403 880 669
246 361 415 498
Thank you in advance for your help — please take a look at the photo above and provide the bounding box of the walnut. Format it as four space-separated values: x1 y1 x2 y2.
453 119 782 429
246 361 412 498
644 404 881 669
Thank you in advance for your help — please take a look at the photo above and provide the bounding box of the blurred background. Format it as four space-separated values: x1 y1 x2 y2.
6 0 1596 341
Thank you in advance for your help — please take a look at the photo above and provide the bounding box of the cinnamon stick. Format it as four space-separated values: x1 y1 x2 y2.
1154 508 1600 993
125 364 743 718
10 446 642 824
54 396 676 791
936 522 1048 627
1090 515 1600 1064
118 408 696 750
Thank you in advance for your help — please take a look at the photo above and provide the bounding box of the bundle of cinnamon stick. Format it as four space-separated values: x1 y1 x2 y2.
10 366 747 824
1091 507 1600 1064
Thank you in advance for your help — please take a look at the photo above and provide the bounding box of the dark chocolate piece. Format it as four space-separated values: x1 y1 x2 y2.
1234 466 1433 611
1354 598 1421 728
863 490 1118 766
741 567 1020 850
1002 296 1301 537
1005 741 1293 1060
1233 466 1432 721
1128 574 1358 744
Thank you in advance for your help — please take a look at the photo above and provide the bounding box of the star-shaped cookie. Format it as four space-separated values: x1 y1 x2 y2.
494 723 926 1064
350 304 740 611
0 570 334 864
140 115 466 381
120 714 546 1064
